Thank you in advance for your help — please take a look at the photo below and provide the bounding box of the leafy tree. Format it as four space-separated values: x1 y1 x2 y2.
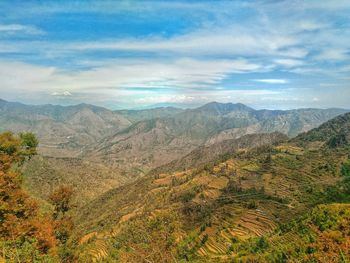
327 133 348 148
49 185 74 218
19 132 39 155
49 185 75 259
0 132 57 261
0 131 21 157
254 236 269 252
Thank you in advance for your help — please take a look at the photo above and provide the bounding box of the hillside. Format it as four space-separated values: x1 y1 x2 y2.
150 132 288 175
83 102 348 176
21 156 136 208
235 203 350 262
0 99 131 157
74 112 350 262
2 101 349 262
1 98 347 167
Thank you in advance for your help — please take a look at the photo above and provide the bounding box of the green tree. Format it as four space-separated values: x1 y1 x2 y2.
341 160 350 177
19 132 39 155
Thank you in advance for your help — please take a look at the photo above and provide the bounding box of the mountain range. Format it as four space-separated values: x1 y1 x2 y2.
0 99 347 178
1 98 350 262
1 98 348 178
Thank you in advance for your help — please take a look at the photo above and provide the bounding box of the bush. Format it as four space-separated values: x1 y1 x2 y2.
201 234 208 245
245 200 257 209
341 160 350 177
254 237 269 252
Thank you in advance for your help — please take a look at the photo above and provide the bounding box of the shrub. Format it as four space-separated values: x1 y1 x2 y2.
245 200 257 209
254 237 269 252
341 160 350 177
201 234 208 245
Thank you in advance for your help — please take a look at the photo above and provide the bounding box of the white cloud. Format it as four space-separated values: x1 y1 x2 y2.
299 21 328 31
0 58 266 95
51 91 72 96
315 49 349 61
281 48 308 58
68 26 299 57
0 24 44 35
134 89 281 106
274 59 304 67
253 79 288 84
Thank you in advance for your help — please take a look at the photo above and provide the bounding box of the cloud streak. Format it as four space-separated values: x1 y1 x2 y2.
0 58 266 93
253 79 288 84
0 24 44 35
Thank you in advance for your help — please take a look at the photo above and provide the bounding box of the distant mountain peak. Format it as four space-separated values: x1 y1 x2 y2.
196 101 254 114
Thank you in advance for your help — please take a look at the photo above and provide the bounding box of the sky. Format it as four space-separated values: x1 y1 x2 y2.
0 0 349 110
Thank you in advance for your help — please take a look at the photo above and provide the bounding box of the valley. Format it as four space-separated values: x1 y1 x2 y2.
75 112 350 262
1 99 349 262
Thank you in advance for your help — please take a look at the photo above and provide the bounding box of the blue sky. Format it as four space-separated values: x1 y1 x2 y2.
0 0 349 109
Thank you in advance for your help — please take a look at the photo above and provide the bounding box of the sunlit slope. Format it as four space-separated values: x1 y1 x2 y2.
75 112 350 262
21 156 135 208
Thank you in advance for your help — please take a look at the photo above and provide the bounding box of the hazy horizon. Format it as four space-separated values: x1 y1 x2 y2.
2 97 350 112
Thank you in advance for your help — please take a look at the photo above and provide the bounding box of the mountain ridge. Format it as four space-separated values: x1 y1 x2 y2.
81 101 349 175
1 98 349 177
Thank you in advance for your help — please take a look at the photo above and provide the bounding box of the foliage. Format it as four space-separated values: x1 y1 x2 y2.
48 185 76 261
49 185 74 218
109 212 180 262
19 132 39 155
341 159 350 177
234 204 350 262
254 236 269 252
0 132 58 261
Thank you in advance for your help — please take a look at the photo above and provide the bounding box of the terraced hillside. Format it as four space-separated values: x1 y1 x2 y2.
74 112 350 262
231 203 350 262
74 132 288 231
